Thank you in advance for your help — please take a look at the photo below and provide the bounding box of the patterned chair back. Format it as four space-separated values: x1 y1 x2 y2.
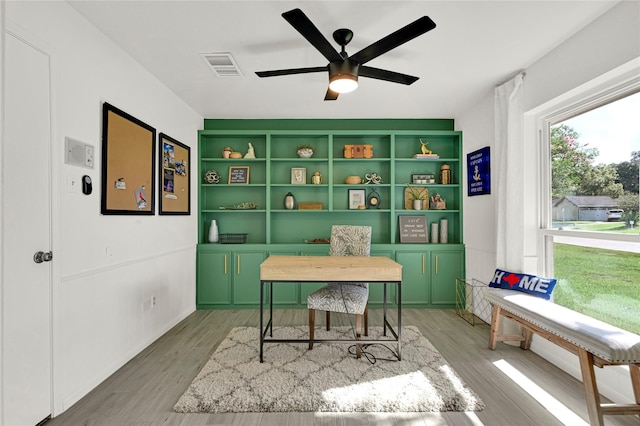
329 226 372 289
329 225 372 257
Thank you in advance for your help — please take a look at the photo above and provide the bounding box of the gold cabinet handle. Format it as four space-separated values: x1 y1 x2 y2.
224 254 227 275
435 255 439 275
422 254 425 274
237 254 240 274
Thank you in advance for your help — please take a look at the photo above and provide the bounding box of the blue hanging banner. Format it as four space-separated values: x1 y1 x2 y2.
467 147 491 196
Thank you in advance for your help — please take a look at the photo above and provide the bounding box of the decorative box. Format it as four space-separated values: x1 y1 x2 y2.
344 144 373 158
430 201 446 210
298 202 323 210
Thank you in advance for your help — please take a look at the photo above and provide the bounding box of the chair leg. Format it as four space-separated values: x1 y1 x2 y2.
308 309 315 350
326 311 331 331
355 314 362 358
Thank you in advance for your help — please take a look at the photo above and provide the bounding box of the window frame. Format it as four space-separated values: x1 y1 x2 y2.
535 65 640 277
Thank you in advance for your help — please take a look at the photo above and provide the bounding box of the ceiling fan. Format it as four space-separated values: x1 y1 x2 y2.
255 8 436 100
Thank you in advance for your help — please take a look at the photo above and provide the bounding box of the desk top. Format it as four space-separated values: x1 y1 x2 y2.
260 255 402 282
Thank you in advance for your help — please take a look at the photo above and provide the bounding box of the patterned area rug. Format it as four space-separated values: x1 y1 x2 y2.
174 326 484 413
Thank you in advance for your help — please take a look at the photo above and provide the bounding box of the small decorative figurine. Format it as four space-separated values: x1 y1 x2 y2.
364 172 383 184
420 139 432 155
244 142 256 158
204 170 220 184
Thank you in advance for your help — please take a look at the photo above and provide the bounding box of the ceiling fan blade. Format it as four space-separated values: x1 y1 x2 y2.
282 8 342 63
256 66 326 77
359 66 419 85
350 16 436 65
324 88 339 101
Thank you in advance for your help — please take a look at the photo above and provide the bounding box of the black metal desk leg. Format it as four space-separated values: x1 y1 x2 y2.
397 280 402 360
269 282 273 337
383 282 388 336
260 280 264 363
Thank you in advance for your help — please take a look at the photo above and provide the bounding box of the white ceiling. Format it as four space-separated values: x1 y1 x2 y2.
67 0 619 119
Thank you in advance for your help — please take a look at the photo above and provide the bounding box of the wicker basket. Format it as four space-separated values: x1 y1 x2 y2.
219 233 248 244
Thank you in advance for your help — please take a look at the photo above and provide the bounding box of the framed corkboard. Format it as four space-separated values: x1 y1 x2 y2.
159 133 190 215
101 103 156 215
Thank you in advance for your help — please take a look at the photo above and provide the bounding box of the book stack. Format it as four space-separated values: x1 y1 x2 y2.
413 153 440 159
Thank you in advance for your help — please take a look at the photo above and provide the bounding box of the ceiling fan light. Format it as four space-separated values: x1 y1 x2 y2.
329 76 358 93
329 60 359 94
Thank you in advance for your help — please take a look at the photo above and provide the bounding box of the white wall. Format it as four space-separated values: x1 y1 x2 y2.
458 0 640 404
5 1 202 414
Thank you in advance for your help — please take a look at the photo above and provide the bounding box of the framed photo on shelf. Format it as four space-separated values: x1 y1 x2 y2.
291 167 306 184
159 133 190 215
228 166 250 184
348 189 366 210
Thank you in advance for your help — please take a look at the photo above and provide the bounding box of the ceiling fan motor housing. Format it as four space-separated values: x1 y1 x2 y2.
329 59 360 86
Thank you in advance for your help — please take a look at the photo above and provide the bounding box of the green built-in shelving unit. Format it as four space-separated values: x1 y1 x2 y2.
197 119 464 309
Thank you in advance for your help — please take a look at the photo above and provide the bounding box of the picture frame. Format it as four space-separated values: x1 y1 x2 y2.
398 215 428 243
348 189 366 210
159 133 190 215
228 166 250 184
467 146 491 196
101 102 156 215
412 173 435 184
291 167 306 184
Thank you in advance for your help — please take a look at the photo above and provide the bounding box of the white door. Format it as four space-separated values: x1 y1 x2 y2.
2 31 53 426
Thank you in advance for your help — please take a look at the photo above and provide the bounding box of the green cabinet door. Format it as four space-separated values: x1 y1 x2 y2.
395 251 429 305
232 251 267 305
197 251 231 307
431 249 463 306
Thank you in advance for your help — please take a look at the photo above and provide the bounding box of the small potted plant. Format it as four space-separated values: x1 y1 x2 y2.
297 145 315 158
406 185 428 210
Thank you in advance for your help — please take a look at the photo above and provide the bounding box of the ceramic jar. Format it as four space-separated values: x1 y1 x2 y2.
284 192 296 210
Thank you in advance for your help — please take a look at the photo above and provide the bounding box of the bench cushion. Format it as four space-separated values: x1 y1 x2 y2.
489 268 557 300
485 289 640 363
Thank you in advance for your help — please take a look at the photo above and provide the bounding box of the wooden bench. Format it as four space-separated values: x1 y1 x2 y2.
485 289 640 426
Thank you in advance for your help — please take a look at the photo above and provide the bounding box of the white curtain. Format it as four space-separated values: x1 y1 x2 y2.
495 72 525 271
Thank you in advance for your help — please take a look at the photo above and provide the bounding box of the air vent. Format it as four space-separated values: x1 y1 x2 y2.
201 52 243 77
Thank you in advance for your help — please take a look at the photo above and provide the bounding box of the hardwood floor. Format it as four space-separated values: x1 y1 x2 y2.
47 309 639 425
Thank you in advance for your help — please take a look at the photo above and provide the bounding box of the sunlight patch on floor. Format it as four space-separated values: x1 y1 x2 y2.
493 359 588 426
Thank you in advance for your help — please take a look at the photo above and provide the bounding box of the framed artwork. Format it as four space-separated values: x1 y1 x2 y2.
228 166 250 184
467 146 491 196
159 133 190 215
291 167 306 184
101 102 156 215
348 189 366 210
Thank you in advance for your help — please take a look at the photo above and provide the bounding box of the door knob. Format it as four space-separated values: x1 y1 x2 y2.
33 251 53 264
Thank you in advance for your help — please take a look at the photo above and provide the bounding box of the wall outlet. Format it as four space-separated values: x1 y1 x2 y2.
142 298 152 312
152 296 157 307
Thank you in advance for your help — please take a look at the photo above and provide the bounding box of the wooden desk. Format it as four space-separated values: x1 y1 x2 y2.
259 255 403 362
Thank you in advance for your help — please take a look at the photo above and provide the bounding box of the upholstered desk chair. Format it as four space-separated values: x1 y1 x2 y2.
307 225 371 358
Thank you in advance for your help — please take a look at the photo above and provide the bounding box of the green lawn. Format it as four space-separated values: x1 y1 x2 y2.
553 243 640 334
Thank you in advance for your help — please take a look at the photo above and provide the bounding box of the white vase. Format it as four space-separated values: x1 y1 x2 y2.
413 199 423 210
430 223 439 243
208 219 219 243
440 219 448 244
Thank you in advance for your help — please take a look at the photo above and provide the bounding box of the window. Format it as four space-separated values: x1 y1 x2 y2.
543 90 640 334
